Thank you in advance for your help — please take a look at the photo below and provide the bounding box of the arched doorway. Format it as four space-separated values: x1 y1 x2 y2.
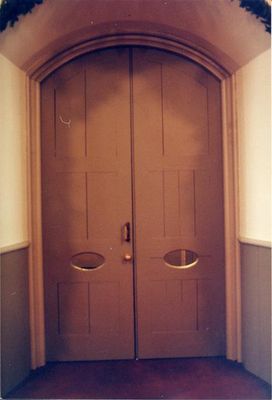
41 46 226 361
27 35 240 368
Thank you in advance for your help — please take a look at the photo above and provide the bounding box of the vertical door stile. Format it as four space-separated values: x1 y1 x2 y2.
129 48 138 359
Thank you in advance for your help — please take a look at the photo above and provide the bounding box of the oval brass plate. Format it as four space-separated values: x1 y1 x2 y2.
71 252 105 271
164 249 199 269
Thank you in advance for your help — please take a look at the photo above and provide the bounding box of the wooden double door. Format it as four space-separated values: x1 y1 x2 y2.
41 47 225 361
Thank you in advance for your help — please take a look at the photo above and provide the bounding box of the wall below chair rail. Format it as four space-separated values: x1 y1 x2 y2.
241 242 271 384
0 247 31 397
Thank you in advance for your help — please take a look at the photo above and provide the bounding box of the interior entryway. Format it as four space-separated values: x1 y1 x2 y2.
41 47 225 361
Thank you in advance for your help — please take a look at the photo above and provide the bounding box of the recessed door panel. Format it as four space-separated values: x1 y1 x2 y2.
58 282 90 335
163 64 209 157
55 71 86 158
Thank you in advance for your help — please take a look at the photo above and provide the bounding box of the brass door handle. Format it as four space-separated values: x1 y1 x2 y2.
123 253 133 262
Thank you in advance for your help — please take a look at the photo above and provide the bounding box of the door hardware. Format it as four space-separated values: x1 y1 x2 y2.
123 253 133 262
122 222 131 242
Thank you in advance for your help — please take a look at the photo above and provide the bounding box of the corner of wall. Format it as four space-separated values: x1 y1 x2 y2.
0 53 31 396
236 49 271 384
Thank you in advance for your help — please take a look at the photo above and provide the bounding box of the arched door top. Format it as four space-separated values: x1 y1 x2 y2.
29 33 230 82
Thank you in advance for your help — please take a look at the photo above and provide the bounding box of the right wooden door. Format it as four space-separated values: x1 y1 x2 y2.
133 48 225 358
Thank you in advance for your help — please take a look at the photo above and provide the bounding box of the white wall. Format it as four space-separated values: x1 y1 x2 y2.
236 49 271 245
236 49 271 384
0 54 28 249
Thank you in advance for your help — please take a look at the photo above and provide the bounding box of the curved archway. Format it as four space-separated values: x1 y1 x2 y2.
29 33 229 82
27 35 240 368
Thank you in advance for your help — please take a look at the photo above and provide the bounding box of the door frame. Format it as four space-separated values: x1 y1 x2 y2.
26 34 241 369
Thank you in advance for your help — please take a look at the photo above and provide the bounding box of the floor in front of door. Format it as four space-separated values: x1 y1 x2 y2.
6 357 270 399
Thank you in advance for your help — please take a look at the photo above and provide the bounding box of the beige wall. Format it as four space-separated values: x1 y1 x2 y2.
236 49 271 244
236 49 271 384
0 54 28 249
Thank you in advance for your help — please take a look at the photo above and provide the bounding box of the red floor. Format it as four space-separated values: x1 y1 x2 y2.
6 357 271 399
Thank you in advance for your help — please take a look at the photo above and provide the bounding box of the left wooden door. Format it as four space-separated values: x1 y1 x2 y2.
41 48 135 361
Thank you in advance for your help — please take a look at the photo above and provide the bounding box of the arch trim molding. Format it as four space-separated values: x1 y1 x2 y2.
27 35 241 368
28 33 230 81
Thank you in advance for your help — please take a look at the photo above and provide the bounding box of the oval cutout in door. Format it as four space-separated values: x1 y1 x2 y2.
71 252 105 271
164 249 199 269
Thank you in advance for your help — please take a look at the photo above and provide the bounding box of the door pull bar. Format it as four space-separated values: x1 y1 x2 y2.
122 222 131 242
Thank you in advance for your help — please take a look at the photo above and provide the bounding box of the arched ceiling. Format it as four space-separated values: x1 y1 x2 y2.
0 0 270 75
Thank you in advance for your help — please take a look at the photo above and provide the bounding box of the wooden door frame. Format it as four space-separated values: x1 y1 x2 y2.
26 34 241 369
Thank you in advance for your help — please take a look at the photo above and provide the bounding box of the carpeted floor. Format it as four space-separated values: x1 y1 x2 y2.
5 357 271 399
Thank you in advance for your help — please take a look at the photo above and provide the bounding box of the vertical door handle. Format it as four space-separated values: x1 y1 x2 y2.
122 222 131 242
